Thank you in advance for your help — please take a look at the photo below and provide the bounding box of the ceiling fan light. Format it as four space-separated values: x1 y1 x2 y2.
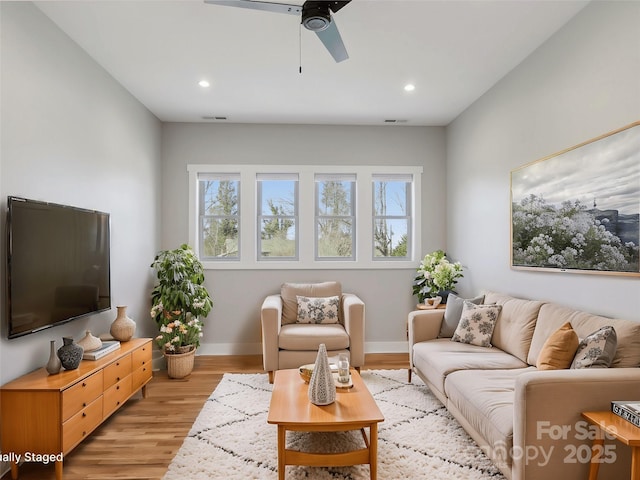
302 4 330 32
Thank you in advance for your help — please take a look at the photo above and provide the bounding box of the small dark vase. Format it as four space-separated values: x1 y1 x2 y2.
438 290 457 304
57 337 83 370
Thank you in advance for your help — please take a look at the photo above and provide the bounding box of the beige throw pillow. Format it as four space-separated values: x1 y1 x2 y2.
537 322 579 370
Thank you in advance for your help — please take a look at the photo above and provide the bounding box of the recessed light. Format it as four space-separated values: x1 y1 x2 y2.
404 84 415 92
198 80 211 88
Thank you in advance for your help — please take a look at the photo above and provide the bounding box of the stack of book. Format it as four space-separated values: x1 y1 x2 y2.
611 401 640 428
83 340 121 361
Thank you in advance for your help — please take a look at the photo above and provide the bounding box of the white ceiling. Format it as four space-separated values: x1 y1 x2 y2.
35 0 589 126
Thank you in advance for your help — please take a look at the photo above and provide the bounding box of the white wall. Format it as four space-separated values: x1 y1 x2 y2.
161 123 446 353
0 3 162 384
447 1 640 320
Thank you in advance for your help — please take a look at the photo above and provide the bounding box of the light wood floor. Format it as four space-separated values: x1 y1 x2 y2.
1 354 408 480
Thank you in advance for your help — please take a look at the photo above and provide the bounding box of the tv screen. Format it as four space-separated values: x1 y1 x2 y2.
6 196 111 338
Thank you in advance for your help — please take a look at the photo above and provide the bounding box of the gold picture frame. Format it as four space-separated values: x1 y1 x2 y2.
510 121 640 276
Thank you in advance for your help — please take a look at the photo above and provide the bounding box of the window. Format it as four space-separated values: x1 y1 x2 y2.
257 173 298 260
198 173 240 260
372 174 411 259
315 174 356 260
188 165 422 269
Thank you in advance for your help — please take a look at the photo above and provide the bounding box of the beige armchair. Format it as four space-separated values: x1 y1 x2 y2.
261 281 365 383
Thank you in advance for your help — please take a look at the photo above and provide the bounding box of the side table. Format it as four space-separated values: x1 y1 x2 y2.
581 411 640 480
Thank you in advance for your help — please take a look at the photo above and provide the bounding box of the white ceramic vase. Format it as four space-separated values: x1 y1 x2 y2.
308 343 336 406
77 330 102 352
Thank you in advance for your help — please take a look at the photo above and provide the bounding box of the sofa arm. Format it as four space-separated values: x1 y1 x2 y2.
512 368 640 480
408 309 445 373
342 293 365 368
408 309 444 345
261 295 282 373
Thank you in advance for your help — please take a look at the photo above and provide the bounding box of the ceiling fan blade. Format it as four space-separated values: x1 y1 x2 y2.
204 0 301 15
315 15 349 63
327 1 351 14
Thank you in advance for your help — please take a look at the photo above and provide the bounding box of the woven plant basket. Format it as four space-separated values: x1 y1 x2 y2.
165 348 196 379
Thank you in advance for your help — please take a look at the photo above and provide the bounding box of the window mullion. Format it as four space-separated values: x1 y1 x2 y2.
358 171 373 263
298 171 314 262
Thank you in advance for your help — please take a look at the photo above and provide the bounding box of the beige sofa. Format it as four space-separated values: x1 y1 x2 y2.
409 291 640 480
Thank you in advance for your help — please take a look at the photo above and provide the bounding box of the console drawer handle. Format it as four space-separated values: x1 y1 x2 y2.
82 382 87 387
82 412 86 418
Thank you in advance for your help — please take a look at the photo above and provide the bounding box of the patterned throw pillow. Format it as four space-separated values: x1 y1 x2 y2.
571 326 617 369
439 293 485 338
451 301 502 347
296 296 340 324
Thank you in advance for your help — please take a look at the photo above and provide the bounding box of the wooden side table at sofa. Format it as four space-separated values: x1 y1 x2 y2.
581 411 640 480
0 337 153 480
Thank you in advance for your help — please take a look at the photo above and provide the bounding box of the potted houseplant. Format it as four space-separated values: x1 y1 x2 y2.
412 250 463 304
150 244 213 378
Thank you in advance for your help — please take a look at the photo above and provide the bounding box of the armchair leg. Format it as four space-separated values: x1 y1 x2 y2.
268 371 274 384
408 368 412 383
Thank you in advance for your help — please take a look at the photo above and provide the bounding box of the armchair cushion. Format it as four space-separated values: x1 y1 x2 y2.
281 281 342 325
278 324 350 351
296 295 340 324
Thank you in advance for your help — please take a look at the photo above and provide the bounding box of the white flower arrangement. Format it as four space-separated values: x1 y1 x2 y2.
413 250 463 302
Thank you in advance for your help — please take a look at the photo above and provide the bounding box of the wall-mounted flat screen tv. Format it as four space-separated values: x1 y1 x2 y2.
6 196 111 339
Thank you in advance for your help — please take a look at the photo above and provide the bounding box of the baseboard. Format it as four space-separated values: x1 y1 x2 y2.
364 341 409 353
196 342 408 355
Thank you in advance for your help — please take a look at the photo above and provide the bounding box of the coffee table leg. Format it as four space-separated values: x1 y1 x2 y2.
370 423 378 480
278 425 286 480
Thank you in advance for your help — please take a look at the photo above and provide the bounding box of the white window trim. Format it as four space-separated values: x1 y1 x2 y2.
188 164 423 270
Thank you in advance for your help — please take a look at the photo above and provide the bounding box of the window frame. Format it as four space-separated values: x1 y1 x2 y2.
256 173 299 261
197 173 241 261
372 174 412 261
188 164 422 270
315 174 357 261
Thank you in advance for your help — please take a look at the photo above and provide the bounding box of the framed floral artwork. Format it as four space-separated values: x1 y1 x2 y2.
511 121 640 276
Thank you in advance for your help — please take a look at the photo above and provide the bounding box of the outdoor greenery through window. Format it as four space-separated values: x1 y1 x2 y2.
257 173 298 260
188 165 422 269
198 173 239 260
315 174 355 259
373 174 411 259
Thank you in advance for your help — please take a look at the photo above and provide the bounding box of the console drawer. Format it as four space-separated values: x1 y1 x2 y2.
132 342 152 369
103 376 132 418
132 363 152 392
62 396 103 453
103 354 131 389
61 371 103 422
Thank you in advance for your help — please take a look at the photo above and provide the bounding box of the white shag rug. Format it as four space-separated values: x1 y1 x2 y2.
163 370 506 480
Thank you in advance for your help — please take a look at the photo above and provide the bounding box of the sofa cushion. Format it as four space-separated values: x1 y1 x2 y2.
278 323 350 351
412 338 528 398
296 295 340 324
537 322 579 370
439 293 485 337
444 368 535 471
451 302 502 347
528 303 640 367
571 326 617 369
281 282 342 325
484 291 544 363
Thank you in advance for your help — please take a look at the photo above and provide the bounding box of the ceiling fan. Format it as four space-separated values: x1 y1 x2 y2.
204 0 352 62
